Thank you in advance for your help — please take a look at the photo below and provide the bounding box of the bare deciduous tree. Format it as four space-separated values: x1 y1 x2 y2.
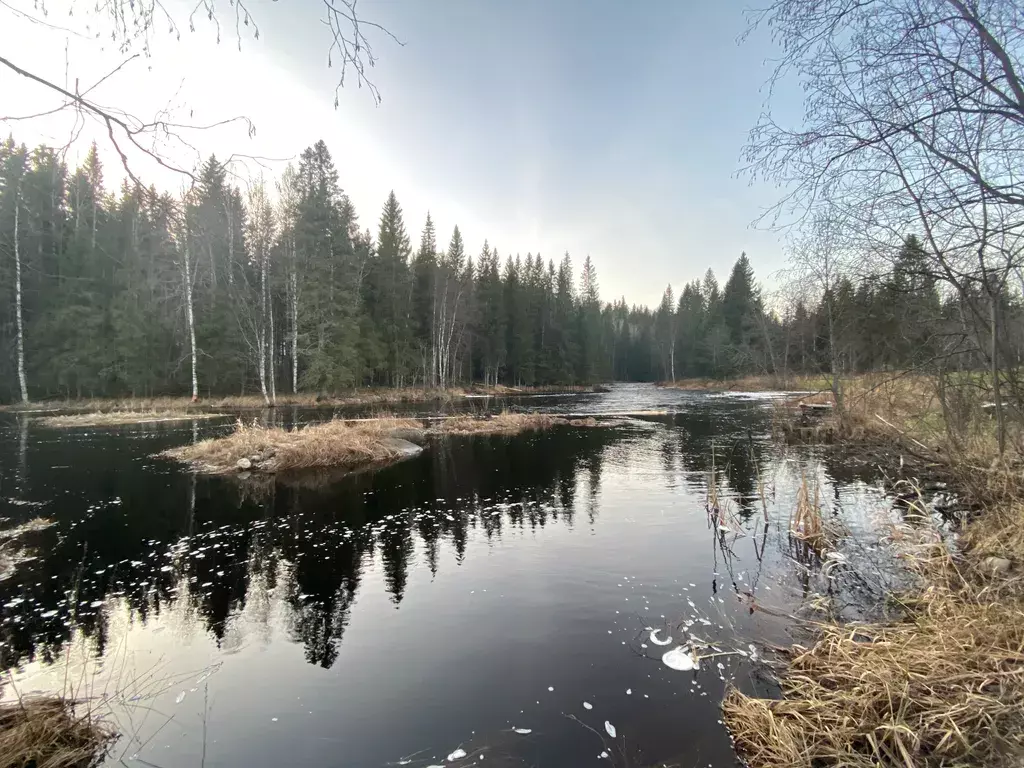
745 0 1024 452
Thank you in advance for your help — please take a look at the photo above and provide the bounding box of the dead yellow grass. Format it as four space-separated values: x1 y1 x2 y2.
0 696 114 768
434 411 569 435
724 585 1024 767
162 415 424 474
5 384 603 414
789 474 832 556
659 375 804 392
727 372 1024 768
37 411 225 428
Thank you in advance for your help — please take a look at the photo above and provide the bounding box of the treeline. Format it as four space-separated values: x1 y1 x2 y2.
3 136 1022 403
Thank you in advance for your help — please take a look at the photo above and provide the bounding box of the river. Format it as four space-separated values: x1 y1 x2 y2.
0 383 903 767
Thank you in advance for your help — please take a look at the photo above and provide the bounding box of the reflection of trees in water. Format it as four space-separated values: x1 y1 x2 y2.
0 426 621 671
664 405 774 519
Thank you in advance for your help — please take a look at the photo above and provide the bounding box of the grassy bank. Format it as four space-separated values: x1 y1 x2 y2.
2 383 605 415
658 374 822 392
0 696 114 768
37 411 227 428
163 411 602 475
724 373 1024 767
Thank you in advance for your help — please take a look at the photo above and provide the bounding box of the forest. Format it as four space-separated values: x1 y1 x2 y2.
2 134 1023 403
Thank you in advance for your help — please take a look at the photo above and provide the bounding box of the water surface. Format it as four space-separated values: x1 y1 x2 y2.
0 384 899 767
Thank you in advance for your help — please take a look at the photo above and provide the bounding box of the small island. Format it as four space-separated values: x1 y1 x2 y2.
162 411 605 475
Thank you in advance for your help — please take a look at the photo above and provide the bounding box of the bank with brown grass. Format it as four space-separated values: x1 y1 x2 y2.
658 374 821 392
724 373 1024 768
4 383 606 415
163 411 604 475
37 411 227 428
0 695 114 768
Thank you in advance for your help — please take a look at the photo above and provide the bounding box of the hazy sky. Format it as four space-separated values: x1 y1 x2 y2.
1 0 795 305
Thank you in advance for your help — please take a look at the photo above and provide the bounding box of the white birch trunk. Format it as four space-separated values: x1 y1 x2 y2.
290 244 299 394
183 226 199 402
257 237 269 405
13 187 28 404
268 266 277 405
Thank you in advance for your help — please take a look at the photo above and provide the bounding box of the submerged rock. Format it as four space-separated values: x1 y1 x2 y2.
379 437 425 457
389 427 428 446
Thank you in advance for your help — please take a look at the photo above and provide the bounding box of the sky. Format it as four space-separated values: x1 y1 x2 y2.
0 0 796 306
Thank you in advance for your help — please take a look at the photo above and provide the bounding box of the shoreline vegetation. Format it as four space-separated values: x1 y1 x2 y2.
5 384 609 424
722 372 1024 767
35 411 228 428
162 411 607 475
0 697 114 768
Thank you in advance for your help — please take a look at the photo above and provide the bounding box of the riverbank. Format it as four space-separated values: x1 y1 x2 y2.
724 375 1024 767
658 374 823 392
1 384 606 418
0 696 113 768
36 411 228 428
163 411 604 475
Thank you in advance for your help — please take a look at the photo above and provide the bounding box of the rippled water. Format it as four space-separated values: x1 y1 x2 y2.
0 384 901 767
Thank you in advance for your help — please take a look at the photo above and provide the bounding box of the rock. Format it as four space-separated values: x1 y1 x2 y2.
389 427 427 446
235 457 252 470
378 437 424 457
982 556 1012 576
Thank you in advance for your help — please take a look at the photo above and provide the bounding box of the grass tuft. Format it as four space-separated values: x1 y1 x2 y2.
724 585 1024 767
0 696 114 768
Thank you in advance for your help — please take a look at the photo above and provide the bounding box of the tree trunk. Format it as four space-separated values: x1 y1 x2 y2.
268 259 277 406
290 244 299 394
184 231 199 402
258 239 269 406
13 186 28 404
990 293 1006 456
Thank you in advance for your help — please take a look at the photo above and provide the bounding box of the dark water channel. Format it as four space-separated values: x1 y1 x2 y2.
1 384 906 767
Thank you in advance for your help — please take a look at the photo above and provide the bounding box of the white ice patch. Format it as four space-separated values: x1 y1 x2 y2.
447 749 467 761
604 721 616 738
625 689 631 695
512 728 532 735
599 751 609 759
648 629 672 646
174 691 186 704
662 646 699 671
583 701 593 710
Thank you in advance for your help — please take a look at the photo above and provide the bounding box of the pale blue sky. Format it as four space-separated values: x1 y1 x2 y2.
1 0 795 305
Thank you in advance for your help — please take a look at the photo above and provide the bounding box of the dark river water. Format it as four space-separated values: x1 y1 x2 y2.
0 384 902 768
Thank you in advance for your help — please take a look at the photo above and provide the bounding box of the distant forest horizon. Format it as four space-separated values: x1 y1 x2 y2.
2 135 1017 403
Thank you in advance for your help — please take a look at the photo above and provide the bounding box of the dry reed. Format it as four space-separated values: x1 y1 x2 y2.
0 696 114 768
724 585 1024 767
789 474 830 555
727 373 1024 767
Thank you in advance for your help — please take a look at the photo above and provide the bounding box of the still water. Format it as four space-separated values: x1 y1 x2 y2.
0 384 899 767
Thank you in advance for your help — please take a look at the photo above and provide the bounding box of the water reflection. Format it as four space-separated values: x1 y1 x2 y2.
0 389 905 768
0 422 631 671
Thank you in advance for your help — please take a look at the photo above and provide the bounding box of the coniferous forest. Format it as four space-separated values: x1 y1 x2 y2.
2 135 1024 403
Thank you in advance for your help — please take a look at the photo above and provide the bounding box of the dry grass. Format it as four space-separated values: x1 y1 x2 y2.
659 375 808 392
726 372 1024 768
0 696 114 768
789 474 833 556
434 411 569 435
5 384 603 414
162 415 424 474
724 585 1024 767
37 411 225 428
